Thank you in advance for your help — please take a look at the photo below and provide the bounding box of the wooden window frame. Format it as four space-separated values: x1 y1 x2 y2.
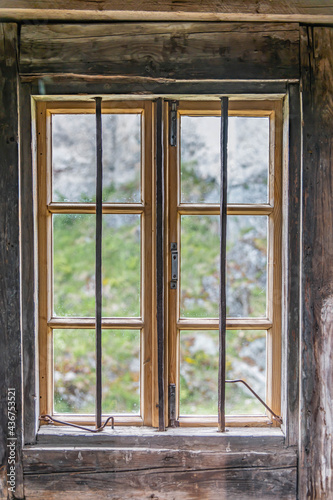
166 100 282 427
37 100 156 426
37 97 282 429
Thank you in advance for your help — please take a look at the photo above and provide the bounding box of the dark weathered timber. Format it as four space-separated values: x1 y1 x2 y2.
95 97 103 430
19 23 300 80
35 426 287 449
23 466 297 500
300 25 333 499
20 82 38 446
26 77 288 96
22 445 297 475
156 98 165 432
282 83 301 447
218 97 228 433
0 22 24 500
1 1 333 23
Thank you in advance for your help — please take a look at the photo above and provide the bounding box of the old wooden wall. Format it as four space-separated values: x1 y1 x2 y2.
0 11 333 500
0 23 24 500
300 26 333 499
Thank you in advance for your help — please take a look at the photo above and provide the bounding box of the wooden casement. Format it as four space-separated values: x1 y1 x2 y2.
36 98 282 429
37 100 155 427
167 100 282 427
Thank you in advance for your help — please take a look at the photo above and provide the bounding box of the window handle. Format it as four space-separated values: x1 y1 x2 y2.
170 243 178 289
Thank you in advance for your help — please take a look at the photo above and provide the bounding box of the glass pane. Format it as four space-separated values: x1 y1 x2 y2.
180 116 220 204
53 214 95 317
180 215 220 318
227 216 267 317
228 117 269 204
180 215 267 319
179 330 266 416
102 330 140 414
52 113 141 203
102 114 141 203
180 330 218 415
52 114 96 202
102 214 141 317
226 330 266 415
180 115 269 204
53 329 95 413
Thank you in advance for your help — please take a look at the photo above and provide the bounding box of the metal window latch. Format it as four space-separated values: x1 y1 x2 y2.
170 242 178 289
168 384 179 427
169 101 178 147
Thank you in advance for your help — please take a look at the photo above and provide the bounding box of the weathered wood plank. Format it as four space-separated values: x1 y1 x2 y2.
19 22 300 80
0 22 24 500
22 445 297 474
300 25 333 499
23 466 297 499
35 425 287 449
1 1 333 23
25 77 288 97
282 83 301 447
20 82 38 446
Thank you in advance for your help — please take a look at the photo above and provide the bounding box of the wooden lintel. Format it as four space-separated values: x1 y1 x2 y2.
1 1 333 23
19 22 300 81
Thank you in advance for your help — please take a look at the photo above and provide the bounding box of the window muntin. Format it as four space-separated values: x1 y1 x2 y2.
38 98 282 427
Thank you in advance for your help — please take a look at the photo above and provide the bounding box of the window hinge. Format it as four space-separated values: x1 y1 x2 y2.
169 101 178 147
168 383 179 428
170 242 178 289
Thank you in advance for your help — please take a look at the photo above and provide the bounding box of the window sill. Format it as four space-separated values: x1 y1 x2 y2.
23 426 297 498
30 425 287 449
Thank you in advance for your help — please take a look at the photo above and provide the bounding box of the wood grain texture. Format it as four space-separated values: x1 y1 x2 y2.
1 0 333 23
25 77 288 97
23 466 296 499
19 22 300 80
25 427 296 496
300 25 333 499
20 83 38 446
23 444 297 474
281 83 301 447
35 425 287 448
0 22 24 500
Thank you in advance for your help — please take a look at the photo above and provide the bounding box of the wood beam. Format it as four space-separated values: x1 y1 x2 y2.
281 83 301 447
19 22 300 81
22 432 297 499
300 25 333 500
0 1 333 23
0 22 24 499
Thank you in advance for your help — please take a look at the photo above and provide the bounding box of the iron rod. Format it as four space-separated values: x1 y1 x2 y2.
156 98 165 431
95 97 103 429
218 96 229 432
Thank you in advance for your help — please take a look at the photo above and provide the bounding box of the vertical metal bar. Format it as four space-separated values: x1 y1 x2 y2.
218 97 229 432
156 98 165 431
95 97 103 429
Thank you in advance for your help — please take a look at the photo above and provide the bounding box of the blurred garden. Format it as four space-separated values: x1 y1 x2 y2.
52 112 268 417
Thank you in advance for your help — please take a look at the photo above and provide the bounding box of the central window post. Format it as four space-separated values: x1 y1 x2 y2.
156 98 165 431
218 96 229 432
95 97 103 429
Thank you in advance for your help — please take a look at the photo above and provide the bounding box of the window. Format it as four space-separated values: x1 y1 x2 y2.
37 98 282 428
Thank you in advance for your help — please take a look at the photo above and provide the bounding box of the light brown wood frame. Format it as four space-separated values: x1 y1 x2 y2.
37 100 155 426
166 100 282 427
37 97 282 429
